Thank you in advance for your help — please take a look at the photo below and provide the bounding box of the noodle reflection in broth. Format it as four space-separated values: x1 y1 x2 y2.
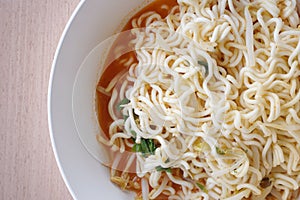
96 0 300 199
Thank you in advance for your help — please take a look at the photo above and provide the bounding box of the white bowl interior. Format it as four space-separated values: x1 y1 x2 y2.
72 35 110 166
48 0 149 199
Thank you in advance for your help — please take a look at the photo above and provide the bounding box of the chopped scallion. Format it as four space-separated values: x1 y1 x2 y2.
132 143 141 152
123 114 129 121
130 130 137 138
198 60 208 75
216 146 226 155
131 137 157 157
155 166 171 173
196 183 208 193
147 139 156 153
141 139 150 155
117 98 130 111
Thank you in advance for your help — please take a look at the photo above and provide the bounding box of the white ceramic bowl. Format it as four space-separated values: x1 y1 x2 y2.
48 0 148 199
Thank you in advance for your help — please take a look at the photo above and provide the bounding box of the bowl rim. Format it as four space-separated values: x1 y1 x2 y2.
47 1 85 199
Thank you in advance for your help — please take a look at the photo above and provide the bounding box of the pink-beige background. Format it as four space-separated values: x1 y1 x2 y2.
0 1 80 199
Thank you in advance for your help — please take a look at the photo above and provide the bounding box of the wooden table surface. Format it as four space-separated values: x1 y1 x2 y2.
0 0 80 199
